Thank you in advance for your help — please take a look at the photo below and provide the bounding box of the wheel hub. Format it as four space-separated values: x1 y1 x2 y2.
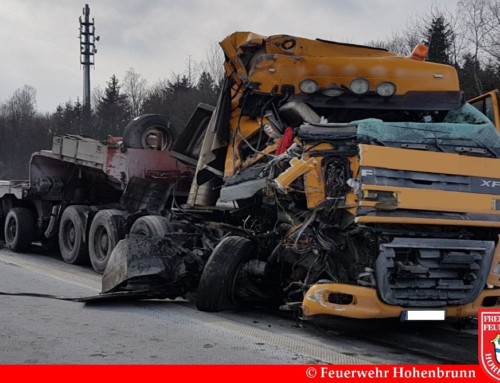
100 232 109 253
68 225 76 246
6 219 16 241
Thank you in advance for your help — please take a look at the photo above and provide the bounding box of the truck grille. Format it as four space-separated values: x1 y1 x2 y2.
375 237 495 307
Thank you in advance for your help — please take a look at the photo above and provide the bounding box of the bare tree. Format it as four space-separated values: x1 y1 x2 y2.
91 85 104 112
122 67 148 117
0 85 37 125
197 42 224 86
457 0 490 62
367 10 443 57
367 32 420 56
0 85 41 177
483 0 500 61
457 0 498 93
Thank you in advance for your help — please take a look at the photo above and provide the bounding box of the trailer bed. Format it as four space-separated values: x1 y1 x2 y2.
0 180 28 199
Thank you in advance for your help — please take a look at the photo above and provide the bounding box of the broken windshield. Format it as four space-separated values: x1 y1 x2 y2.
355 103 500 151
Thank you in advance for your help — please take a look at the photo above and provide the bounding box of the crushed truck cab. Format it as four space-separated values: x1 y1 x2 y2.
180 32 500 320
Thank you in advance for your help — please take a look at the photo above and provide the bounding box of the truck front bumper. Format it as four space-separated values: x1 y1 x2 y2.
301 283 500 320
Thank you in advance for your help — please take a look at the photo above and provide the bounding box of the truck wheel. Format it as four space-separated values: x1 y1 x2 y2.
196 236 255 312
4 207 35 252
58 205 92 265
129 215 170 237
122 114 175 151
88 209 126 274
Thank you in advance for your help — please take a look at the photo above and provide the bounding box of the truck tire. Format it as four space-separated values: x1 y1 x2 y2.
122 114 175 151
58 205 92 265
88 209 126 274
4 207 35 252
196 236 255 312
129 215 170 237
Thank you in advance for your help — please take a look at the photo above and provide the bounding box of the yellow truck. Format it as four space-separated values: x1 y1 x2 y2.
5 31 500 321
188 32 500 320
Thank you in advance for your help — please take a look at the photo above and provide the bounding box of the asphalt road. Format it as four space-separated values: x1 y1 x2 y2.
0 246 479 365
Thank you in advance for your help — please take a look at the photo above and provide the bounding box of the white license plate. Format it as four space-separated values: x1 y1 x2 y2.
400 310 446 321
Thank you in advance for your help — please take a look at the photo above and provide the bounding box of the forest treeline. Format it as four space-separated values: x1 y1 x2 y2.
1 0 500 178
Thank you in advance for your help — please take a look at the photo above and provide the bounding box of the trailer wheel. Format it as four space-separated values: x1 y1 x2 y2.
129 215 171 237
4 207 35 252
122 114 175 151
196 236 255 312
88 209 126 274
58 205 92 265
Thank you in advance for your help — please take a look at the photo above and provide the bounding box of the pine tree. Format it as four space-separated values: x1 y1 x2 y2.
168 75 192 92
480 61 500 94
96 75 131 137
458 53 482 98
425 16 454 65
197 71 218 105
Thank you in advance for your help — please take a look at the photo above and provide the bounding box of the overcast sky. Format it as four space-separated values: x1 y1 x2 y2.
0 0 459 112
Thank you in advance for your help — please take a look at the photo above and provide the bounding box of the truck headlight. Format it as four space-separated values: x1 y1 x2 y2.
376 82 397 97
321 84 343 97
299 79 320 94
349 78 369 95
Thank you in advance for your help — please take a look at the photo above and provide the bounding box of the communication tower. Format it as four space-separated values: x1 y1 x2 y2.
79 4 99 109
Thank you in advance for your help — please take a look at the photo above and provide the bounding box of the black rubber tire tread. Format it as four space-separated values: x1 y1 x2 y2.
122 114 176 150
58 205 92 265
88 209 126 274
129 215 171 237
196 236 255 312
4 207 35 252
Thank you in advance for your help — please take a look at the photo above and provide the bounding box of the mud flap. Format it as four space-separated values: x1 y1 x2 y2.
98 234 192 299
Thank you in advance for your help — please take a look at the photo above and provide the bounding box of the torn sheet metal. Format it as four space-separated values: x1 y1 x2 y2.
102 234 192 298
220 178 268 202
274 157 317 192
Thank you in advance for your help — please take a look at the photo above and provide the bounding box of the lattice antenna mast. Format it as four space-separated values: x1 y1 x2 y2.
79 4 99 109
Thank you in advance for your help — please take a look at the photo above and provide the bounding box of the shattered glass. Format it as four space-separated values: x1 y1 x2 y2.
356 104 500 150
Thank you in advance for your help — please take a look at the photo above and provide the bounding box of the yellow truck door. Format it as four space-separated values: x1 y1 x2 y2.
469 89 500 131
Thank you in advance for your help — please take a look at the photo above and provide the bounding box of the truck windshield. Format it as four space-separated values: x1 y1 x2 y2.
355 104 500 153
